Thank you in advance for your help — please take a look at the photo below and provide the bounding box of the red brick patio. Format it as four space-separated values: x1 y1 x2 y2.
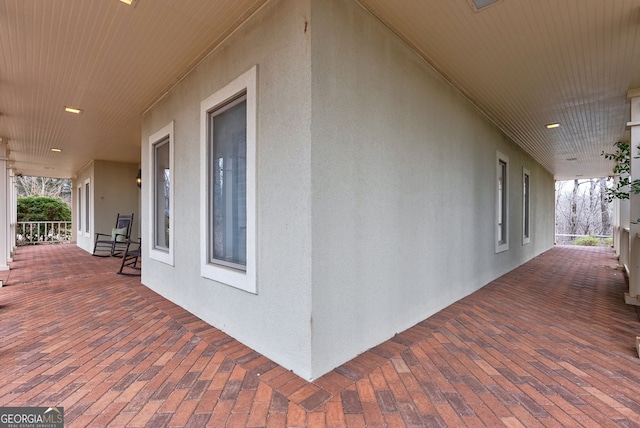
0 244 639 427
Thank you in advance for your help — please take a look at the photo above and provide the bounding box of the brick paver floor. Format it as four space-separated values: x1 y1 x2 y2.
0 244 639 427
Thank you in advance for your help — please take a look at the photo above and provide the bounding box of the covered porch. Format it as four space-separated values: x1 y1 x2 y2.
0 244 638 427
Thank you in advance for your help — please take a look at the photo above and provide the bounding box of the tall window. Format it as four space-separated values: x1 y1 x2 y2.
200 66 257 293
496 152 509 253
84 180 90 235
523 168 531 245
209 94 247 269
154 138 170 251
77 186 82 233
148 122 174 265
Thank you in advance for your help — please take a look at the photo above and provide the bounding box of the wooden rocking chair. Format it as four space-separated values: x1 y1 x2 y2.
118 238 141 275
92 213 134 257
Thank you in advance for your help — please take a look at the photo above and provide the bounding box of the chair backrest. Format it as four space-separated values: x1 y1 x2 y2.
115 213 134 239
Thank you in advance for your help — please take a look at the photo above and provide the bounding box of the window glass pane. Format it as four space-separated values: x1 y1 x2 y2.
77 187 82 232
498 160 507 244
85 182 90 233
524 173 530 238
154 138 170 251
209 95 247 269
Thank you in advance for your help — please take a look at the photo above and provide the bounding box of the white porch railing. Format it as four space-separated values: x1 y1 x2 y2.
555 233 613 246
16 221 72 246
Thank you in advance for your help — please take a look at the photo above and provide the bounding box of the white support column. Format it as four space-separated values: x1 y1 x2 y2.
7 168 15 261
0 138 10 271
613 176 630 269
626 89 640 305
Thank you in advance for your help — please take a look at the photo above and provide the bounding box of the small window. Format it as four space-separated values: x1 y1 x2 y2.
84 180 90 236
523 168 531 245
148 122 174 266
200 66 257 293
496 151 509 253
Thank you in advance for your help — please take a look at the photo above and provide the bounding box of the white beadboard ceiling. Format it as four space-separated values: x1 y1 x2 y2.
0 0 267 178
1 0 639 180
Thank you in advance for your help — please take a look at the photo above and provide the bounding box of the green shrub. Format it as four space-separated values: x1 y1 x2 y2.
572 236 600 246
604 237 613 247
17 196 71 222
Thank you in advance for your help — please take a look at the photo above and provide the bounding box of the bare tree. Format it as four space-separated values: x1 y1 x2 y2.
555 178 613 244
569 179 579 236
599 178 610 234
16 176 72 205
583 179 597 235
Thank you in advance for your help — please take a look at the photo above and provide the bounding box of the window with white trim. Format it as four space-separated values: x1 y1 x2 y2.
200 66 257 293
496 151 509 253
148 122 174 266
77 186 82 233
523 167 531 245
84 179 90 236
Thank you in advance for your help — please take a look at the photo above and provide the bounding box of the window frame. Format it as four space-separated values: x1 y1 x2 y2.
148 121 175 266
522 167 531 245
200 65 257 294
77 185 82 233
207 94 248 271
495 151 509 253
83 179 91 237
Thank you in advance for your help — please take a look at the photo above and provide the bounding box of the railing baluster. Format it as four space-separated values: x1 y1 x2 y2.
15 221 73 246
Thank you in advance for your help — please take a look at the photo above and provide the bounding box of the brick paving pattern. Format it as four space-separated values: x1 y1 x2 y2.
0 244 639 427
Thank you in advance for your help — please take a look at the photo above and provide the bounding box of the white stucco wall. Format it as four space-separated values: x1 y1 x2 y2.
74 160 140 253
94 160 140 242
140 0 555 380
141 0 314 377
308 0 555 378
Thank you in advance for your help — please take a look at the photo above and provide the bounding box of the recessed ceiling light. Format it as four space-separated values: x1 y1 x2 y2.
64 106 82 114
119 0 137 6
468 0 500 11
546 123 560 129
566 157 577 161
51 148 62 152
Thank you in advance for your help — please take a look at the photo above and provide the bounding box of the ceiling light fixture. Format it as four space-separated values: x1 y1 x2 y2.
64 106 82 114
546 123 560 129
51 148 62 152
468 0 500 11
119 0 137 6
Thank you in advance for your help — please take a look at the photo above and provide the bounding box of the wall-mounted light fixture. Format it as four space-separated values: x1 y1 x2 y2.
136 169 141 188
